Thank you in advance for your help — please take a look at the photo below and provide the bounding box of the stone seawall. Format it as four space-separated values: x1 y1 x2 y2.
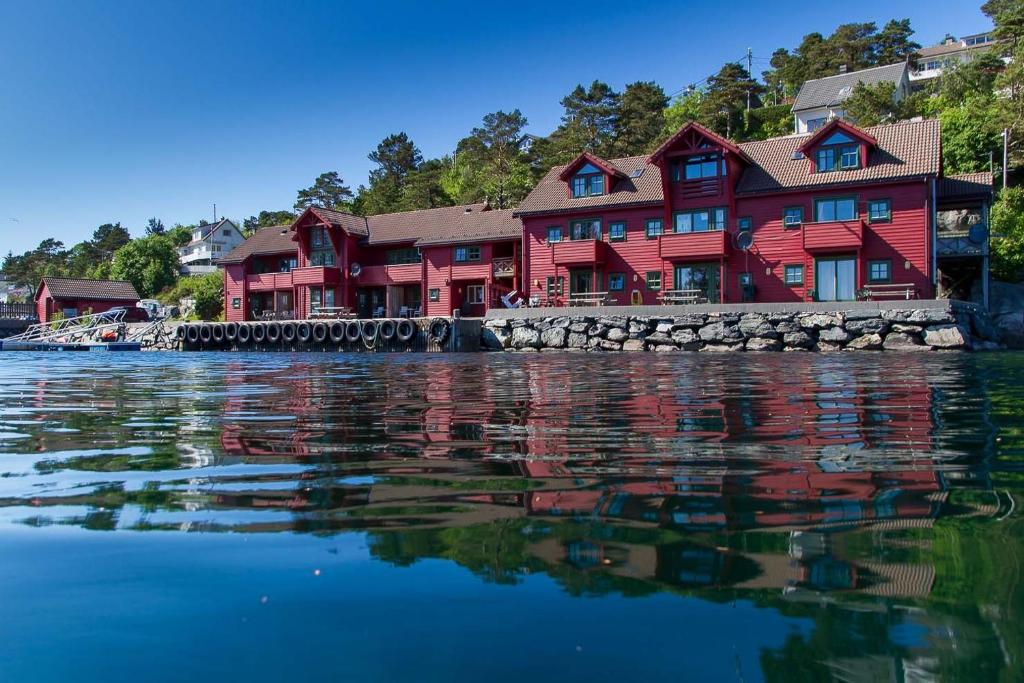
482 303 1000 352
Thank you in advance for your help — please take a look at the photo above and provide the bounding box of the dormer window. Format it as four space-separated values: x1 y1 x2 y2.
815 131 861 173
671 153 725 182
571 163 605 197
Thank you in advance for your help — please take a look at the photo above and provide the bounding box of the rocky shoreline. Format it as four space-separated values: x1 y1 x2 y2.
482 305 1000 352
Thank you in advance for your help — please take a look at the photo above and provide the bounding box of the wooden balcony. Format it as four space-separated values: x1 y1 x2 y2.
660 230 727 260
802 220 864 252
246 272 293 291
291 266 341 286
492 257 515 278
552 239 607 266
358 263 422 286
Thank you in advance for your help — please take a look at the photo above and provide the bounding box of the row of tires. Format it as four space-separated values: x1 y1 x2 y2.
175 318 451 349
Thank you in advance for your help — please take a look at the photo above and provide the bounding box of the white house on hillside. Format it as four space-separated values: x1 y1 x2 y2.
911 31 1001 82
791 62 911 134
177 219 245 275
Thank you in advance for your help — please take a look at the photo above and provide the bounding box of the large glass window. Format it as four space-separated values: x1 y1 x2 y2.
815 258 857 301
454 246 481 262
386 247 421 265
465 285 485 304
672 154 725 181
673 263 720 303
308 226 335 267
569 219 601 241
815 197 857 222
646 271 662 291
673 208 726 233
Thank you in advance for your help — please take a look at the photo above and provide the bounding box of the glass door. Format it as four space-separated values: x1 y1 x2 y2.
569 269 593 294
815 258 857 301
673 263 720 303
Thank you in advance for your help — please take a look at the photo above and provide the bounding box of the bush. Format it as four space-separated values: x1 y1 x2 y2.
157 271 224 321
990 186 1024 281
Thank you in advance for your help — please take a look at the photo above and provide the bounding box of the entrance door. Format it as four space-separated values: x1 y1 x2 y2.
815 258 857 301
673 263 720 303
569 269 594 294
357 287 386 318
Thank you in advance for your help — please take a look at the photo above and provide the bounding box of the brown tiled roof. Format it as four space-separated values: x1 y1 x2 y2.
38 277 139 302
516 119 941 213
308 207 369 236
918 40 998 59
366 203 521 246
735 119 940 194
220 225 296 264
515 155 663 216
938 172 994 200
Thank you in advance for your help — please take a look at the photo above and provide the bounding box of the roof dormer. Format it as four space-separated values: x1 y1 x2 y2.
798 119 877 174
559 152 623 199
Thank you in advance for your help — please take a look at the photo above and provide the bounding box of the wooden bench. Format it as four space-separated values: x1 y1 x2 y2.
859 284 918 301
658 289 708 305
567 292 612 307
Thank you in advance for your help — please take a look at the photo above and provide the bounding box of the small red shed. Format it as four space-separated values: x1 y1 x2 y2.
35 277 141 322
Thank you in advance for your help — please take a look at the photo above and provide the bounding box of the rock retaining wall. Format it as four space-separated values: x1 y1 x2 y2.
482 305 1000 352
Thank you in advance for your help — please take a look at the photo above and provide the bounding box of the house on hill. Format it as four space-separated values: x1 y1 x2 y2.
177 219 245 275
34 277 140 322
912 31 1001 82
791 63 911 134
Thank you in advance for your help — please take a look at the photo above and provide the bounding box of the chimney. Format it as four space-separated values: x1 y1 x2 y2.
838 64 848 74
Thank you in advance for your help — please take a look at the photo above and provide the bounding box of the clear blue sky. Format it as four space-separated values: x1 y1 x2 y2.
0 0 990 254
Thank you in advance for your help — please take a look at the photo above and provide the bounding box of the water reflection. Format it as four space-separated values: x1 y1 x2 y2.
0 352 1021 680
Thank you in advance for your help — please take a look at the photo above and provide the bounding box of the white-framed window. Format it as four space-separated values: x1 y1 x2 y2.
466 285 485 304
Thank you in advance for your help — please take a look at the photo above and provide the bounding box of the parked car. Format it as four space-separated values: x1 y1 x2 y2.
98 306 151 323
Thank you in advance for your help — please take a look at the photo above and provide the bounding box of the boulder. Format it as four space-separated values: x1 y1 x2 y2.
815 341 845 352
799 313 844 329
510 326 541 349
599 339 623 351
766 311 798 323
569 321 590 333
698 322 743 343
540 326 567 348
746 337 782 352
883 332 930 351
818 326 851 343
774 320 801 334
845 318 889 335
672 313 707 328
882 308 955 325
891 323 923 334
701 342 745 352
567 332 589 349
846 333 883 350
622 339 645 352
597 317 627 329
550 317 572 329
655 322 674 333
783 331 814 348
484 318 510 330
589 323 608 338
653 344 680 352
481 327 511 350
923 324 970 349
605 327 629 343
739 314 777 338
671 328 701 350
645 331 676 346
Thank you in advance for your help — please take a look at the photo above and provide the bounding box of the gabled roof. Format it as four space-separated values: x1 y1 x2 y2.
187 218 237 245
300 207 369 237
220 225 296 264
557 151 626 181
365 203 520 246
791 62 908 113
735 118 939 194
797 118 878 154
649 121 753 164
36 277 140 302
516 155 662 216
938 172 994 201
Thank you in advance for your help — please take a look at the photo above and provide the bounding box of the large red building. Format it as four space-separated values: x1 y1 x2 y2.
221 203 522 321
221 118 991 319
517 119 990 306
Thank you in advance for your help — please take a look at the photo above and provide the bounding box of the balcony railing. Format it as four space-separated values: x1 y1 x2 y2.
492 257 515 278
246 272 294 290
660 229 727 260
552 239 607 265
802 219 864 251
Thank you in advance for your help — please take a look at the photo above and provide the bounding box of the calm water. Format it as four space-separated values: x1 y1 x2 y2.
0 351 1022 682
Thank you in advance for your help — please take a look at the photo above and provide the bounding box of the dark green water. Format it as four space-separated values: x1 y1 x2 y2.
0 351 1022 682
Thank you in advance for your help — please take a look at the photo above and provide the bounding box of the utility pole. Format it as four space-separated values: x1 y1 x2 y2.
1003 128 1010 189
746 48 753 112
213 203 218 223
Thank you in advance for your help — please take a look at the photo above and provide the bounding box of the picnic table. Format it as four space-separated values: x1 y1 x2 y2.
310 306 356 319
859 283 918 301
658 289 708 305
258 310 294 321
567 291 612 307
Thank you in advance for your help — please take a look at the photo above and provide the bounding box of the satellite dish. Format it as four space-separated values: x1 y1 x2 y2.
968 223 988 245
349 262 362 277
734 231 754 251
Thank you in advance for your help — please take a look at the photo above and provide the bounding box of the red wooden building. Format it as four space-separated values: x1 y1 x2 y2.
221 203 522 321
517 119 991 306
34 277 140 322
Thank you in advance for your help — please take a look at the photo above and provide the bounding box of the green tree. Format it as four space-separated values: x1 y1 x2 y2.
158 271 223 321
455 109 533 208
559 80 620 156
363 133 423 214
614 81 669 156
663 90 703 134
938 52 1006 106
145 218 166 236
874 18 921 65
166 225 192 248
243 210 296 235
110 235 179 298
397 158 453 211
843 81 900 126
983 0 1024 45
990 186 1024 280
699 63 763 138
940 99 1004 175
294 171 354 212
91 223 131 261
